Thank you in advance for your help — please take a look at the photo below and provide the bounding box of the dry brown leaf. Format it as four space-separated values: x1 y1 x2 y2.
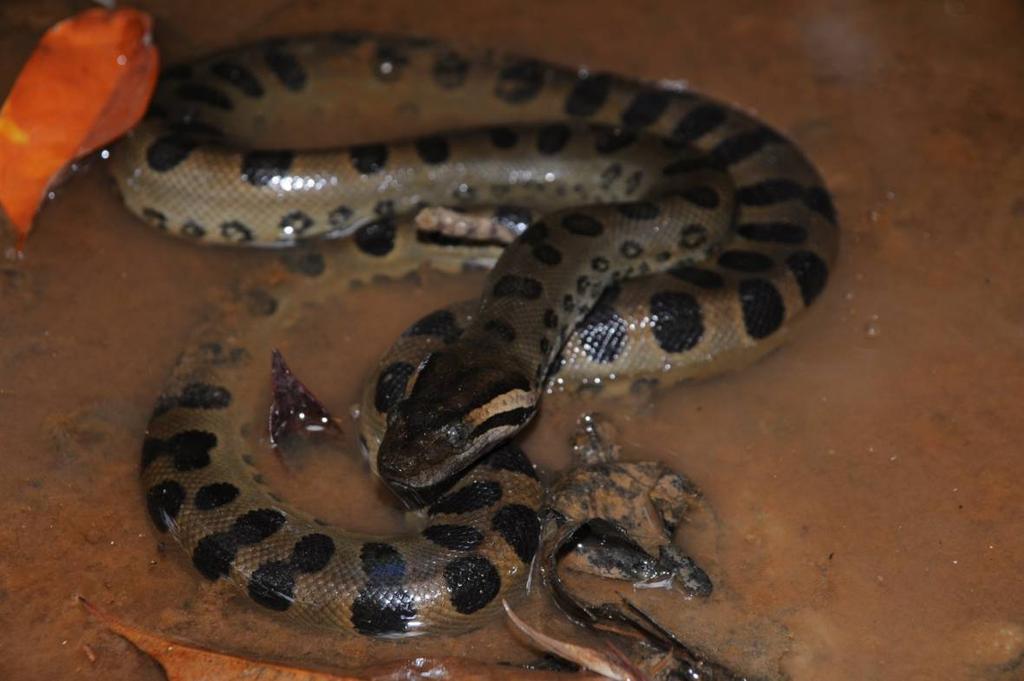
79 596 602 681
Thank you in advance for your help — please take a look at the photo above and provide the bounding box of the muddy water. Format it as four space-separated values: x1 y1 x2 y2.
2 1 1023 679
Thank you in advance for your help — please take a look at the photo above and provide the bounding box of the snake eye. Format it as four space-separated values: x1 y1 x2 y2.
442 422 467 448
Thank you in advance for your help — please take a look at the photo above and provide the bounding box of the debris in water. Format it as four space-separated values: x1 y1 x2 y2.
268 348 342 447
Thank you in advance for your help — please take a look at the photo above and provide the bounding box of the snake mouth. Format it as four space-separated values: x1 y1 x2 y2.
382 473 460 510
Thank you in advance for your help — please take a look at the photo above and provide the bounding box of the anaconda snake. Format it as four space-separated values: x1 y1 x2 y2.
116 32 838 638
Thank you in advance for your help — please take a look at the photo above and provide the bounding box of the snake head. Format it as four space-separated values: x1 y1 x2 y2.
377 348 538 508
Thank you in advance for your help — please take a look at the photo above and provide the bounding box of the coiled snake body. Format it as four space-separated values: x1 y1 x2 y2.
119 33 838 637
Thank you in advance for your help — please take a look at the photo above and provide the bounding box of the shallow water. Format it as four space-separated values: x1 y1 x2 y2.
2 1 1023 679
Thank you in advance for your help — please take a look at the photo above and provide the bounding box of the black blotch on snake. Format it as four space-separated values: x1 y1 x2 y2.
669 264 725 289
248 561 295 611
141 430 218 472
537 124 571 154
737 222 808 244
351 542 416 635
264 44 307 90
146 481 185 532
565 73 611 117
739 279 786 339
576 303 628 363
489 127 519 148
805 186 837 223
360 542 407 584
543 308 559 329
429 481 502 516
404 310 461 343
355 219 396 256
292 533 336 572
616 202 660 220
678 186 720 209
495 59 545 103
670 104 727 145
210 60 264 97
444 555 501 614
374 42 410 81
415 136 450 165
718 250 775 273
594 127 637 154
787 251 829 305
485 444 538 480
192 509 287 580
622 89 670 128
194 482 240 510
661 157 716 176
422 525 485 550
146 135 197 172
350 144 388 174
736 179 804 207
485 319 518 343
519 221 548 245
492 275 543 299
152 382 231 417
241 151 294 186
650 291 704 352
491 504 540 563
561 213 603 236
532 242 563 265
709 127 782 167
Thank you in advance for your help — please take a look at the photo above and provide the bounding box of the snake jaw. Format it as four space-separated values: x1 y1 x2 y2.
382 475 460 510
375 344 539 506
377 404 479 508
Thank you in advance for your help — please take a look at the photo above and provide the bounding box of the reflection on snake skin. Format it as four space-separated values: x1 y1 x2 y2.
119 33 838 637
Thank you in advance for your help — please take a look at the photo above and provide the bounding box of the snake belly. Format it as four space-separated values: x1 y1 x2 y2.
124 33 838 637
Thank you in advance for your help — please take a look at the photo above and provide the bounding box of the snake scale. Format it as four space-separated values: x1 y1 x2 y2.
117 33 838 638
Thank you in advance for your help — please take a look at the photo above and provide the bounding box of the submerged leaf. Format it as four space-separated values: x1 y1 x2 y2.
80 596 597 680
0 7 158 244
80 596 353 680
269 348 342 447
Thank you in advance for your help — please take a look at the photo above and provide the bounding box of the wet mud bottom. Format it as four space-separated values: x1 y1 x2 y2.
1 1 1023 680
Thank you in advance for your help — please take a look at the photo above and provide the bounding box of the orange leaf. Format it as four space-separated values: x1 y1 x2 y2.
0 7 158 245
79 597 602 681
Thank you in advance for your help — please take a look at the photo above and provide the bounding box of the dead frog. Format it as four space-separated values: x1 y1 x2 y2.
544 413 713 599
521 414 751 680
